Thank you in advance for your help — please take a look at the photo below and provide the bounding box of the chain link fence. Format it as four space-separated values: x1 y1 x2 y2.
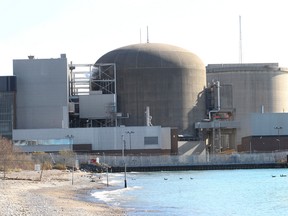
1 151 288 179
77 151 288 168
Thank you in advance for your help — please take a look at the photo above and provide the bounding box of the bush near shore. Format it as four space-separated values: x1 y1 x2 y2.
0 136 109 179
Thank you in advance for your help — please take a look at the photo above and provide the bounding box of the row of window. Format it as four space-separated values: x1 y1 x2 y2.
13 139 73 146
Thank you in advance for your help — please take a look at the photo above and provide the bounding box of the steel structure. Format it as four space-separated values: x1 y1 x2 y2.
68 63 118 128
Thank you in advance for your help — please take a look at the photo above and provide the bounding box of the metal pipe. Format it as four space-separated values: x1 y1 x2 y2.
216 81 220 110
208 81 221 120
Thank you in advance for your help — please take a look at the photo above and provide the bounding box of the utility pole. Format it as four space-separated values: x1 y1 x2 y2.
122 134 127 188
126 131 135 150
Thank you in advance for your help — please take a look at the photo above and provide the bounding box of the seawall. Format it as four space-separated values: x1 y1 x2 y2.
111 163 288 172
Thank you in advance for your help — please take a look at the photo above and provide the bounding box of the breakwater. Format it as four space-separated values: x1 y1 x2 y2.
111 163 288 172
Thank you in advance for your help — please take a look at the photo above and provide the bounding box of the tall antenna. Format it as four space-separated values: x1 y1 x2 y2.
140 28 142 43
147 26 149 43
239 15 242 63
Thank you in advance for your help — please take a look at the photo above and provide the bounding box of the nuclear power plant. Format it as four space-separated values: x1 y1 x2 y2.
95 43 206 136
1 42 288 155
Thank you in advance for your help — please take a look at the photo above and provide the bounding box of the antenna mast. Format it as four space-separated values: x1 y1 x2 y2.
239 15 242 63
140 28 142 43
147 26 149 43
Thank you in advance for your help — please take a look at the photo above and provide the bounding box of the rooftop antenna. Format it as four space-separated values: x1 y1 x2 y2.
140 28 142 43
239 15 242 63
147 26 149 43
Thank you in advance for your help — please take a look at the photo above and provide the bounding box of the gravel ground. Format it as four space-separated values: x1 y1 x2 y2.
0 170 126 216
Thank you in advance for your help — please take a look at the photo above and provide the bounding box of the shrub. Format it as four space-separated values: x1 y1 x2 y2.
53 163 66 170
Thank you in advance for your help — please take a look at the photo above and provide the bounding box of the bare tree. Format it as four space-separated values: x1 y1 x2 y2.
0 136 35 179
0 136 14 178
59 149 76 169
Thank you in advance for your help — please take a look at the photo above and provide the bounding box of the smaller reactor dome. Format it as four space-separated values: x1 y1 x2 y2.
96 43 206 136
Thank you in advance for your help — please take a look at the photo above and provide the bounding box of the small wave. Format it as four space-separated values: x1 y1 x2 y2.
91 185 141 204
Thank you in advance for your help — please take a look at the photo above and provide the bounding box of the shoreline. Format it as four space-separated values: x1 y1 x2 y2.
0 170 126 216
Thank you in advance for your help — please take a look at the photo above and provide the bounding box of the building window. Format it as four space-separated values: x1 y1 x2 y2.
144 136 158 145
0 92 15 139
13 139 71 146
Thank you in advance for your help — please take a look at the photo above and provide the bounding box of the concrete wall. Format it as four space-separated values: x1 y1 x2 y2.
13 126 171 153
178 141 206 156
13 54 68 129
79 94 115 119
250 113 288 136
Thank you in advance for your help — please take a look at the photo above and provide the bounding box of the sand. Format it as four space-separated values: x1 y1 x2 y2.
0 170 126 216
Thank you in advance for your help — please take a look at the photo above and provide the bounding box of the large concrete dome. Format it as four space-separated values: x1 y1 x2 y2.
96 43 206 136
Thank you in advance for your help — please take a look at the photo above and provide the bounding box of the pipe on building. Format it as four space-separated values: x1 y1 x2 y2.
208 81 221 120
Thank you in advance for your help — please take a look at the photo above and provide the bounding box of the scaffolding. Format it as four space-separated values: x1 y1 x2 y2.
68 63 117 128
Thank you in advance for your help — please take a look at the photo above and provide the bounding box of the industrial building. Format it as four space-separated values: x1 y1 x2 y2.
239 113 288 152
11 48 181 155
0 76 16 139
95 43 206 136
13 54 69 129
204 63 288 152
1 43 288 154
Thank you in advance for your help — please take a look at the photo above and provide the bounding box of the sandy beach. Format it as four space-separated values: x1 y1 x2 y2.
0 170 126 216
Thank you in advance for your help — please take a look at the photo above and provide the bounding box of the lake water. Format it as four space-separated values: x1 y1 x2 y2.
92 169 288 215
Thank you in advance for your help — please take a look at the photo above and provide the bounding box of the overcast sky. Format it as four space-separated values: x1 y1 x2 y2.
1 0 288 75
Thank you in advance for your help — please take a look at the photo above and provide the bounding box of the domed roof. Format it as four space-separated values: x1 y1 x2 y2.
95 43 206 135
96 43 204 69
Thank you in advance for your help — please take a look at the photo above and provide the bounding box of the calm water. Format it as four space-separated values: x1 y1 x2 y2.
92 169 288 215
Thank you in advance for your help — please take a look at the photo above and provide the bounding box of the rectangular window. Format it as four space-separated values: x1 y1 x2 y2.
144 136 158 145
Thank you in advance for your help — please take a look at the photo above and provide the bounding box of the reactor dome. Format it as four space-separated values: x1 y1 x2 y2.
95 43 206 136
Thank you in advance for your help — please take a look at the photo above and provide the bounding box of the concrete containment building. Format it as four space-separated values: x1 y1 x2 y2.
206 63 288 146
96 43 206 136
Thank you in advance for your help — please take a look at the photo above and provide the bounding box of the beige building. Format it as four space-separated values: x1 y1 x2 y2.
203 63 288 151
